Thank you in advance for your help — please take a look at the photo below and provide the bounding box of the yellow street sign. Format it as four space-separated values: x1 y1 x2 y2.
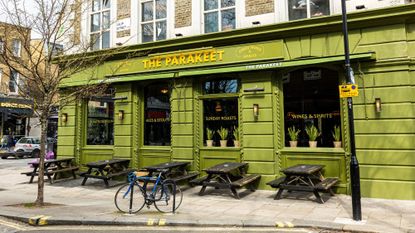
339 84 358 98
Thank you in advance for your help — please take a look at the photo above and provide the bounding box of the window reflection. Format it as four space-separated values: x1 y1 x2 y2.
144 83 171 146
204 79 238 94
204 0 235 33
141 0 167 42
283 68 340 147
87 96 114 145
288 0 329 21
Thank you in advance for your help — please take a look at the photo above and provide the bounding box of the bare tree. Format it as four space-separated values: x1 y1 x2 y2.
0 0 130 206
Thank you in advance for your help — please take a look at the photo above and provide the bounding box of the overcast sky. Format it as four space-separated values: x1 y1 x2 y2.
0 0 40 39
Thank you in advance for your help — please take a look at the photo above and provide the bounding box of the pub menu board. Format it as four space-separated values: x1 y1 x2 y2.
203 98 238 147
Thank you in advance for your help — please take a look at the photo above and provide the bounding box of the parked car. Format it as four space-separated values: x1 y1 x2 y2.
14 137 41 157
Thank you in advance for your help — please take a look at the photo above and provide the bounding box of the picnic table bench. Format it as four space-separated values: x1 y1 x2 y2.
80 158 132 187
190 162 261 199
141 161 199 185
21 157 79 184
1 151 32 159
266 164 338 203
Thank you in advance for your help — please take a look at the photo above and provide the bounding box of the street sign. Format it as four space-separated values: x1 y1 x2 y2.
339 84 358 98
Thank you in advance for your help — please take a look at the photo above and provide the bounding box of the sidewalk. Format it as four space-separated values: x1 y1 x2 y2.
0 161 414 233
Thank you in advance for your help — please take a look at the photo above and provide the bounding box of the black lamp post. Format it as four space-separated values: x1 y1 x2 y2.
340 0 362 221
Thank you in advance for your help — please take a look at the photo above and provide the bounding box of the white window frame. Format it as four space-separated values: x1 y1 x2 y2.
285 0 333 21
9 70 19 95
0 39 4 54
202 0 238 33
0 69 3 84
89 0 111 50
139 0 169 43
12 39 21 57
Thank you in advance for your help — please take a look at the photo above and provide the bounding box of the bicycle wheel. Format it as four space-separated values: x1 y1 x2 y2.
154 180 183 213
114 182 146 213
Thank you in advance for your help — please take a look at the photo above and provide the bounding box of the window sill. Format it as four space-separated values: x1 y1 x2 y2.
280 147 345 153
201 146 241 150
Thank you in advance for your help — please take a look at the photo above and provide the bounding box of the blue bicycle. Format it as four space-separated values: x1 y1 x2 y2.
114 169 183 213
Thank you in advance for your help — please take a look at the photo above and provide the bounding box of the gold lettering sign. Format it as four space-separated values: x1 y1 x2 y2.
0 102 32 109
142 49 225 69
287 112 340 119
145 118 170 122
205 116 237 121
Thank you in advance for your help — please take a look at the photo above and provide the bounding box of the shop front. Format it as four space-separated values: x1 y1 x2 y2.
0 96 33 144
58 6 415 200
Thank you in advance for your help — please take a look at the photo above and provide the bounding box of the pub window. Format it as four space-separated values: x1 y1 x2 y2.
288 0 330 21
283 68 341 147
203 78 239 147
86 95 114 145
144 83 171 146
90 0 110 50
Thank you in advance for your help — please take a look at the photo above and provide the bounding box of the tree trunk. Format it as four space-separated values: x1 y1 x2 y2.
35 114 48 206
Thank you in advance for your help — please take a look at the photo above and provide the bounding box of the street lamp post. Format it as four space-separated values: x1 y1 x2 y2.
340 0 362 221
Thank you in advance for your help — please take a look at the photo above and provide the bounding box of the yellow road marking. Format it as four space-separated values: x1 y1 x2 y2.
0 219 26 230
158 219 166 226
147 218 155 226
285 221 294 228
28 215 44 225
275 221 285 227
38 216 51 225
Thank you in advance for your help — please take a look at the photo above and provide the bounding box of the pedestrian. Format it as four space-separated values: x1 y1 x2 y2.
7 129 14 152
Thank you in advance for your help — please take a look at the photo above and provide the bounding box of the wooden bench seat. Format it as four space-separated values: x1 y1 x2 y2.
231 174 261 188
171 172 199 184
80 169 133 179
315 177 339 191
266 176 286 188
189 175 209 185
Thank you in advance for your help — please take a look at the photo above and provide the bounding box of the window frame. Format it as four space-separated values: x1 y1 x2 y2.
89 0 111 50
9 69 19 95
12 39 21 57
199 77 241 148
286 0 332 21
139 0 168 43
202 0 237 33
85 94 115 146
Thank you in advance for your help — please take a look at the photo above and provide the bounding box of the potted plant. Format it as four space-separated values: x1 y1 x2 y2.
332 125 342 148
305 125 320 148
206 128 214 147
287 126 300 147
233 126 240 147
218 127 228 147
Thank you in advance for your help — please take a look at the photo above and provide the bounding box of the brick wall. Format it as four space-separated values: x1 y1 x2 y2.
175 0 192 28
246 0 275 16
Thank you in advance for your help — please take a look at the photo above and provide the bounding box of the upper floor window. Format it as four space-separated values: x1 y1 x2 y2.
203 0 236 33
288 0 330 20
12 39 21 57
90 0 110 50
9 70 19 94
0 39 4 53
140 0 167 43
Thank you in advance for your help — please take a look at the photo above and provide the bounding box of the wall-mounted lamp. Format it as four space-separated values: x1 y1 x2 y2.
253 104 259 118
118 110 124 120
175 33 183 37
61 113 68 123
252 21 261 26
375 98 382 113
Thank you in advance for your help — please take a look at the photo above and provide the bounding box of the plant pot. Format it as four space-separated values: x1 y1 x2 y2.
309 141 317 148
220 140 227 147
234 140 240 147
289 141 298 147
333 141 342 148
206 140 213 147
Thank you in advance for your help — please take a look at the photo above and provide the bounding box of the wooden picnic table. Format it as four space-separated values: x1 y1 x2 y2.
266 164 338 203
142 161 199 184
21 157 79 184
190 162 261 199
80 158 131 187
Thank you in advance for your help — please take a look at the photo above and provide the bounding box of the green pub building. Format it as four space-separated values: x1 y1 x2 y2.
58 4 415 200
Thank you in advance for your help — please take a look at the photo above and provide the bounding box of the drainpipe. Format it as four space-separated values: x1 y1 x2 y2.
341 0 362 221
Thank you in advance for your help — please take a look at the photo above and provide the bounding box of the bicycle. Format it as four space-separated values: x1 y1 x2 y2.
114 169 183 214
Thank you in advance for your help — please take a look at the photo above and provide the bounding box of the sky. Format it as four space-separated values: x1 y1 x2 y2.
0 0 40 39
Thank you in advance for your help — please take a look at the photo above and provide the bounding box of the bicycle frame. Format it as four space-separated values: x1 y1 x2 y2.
123 170 177 213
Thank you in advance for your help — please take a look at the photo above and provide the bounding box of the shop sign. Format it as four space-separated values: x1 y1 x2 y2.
303 70 321 81
205 116 237 121
0 96 33 115
287 112 340 119
339 84 359 98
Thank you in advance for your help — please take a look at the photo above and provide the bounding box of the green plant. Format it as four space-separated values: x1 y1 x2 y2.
287 126 300 141
218 127 228 140
206 128 214 140
332 125 341 141
233 126 239 141
305 125 320 141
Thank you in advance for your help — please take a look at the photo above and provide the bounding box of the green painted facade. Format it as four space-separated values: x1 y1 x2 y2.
58 5 415 200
